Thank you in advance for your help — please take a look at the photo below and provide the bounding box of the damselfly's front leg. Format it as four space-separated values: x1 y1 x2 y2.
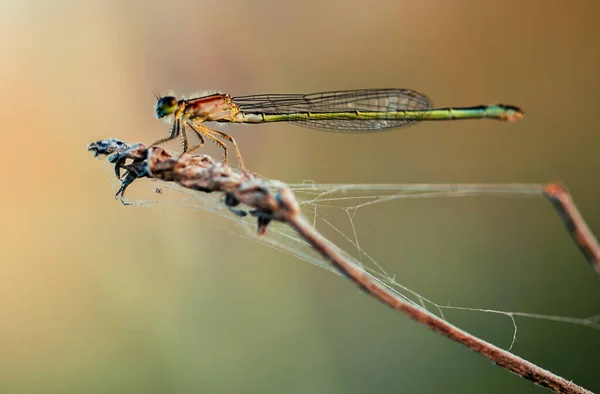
150 116 181 148
180 123 189 152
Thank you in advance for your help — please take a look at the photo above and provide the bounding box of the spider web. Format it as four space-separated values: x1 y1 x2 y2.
98 159 600 352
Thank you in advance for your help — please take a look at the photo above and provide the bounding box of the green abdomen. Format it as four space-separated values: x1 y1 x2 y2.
253 104 523 123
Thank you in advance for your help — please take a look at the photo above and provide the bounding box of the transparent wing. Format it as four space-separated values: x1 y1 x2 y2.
232 89 433 132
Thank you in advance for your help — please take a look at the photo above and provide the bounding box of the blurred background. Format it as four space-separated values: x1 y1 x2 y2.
0 0 599 392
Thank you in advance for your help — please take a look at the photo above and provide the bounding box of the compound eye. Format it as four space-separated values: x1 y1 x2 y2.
154 96 178 118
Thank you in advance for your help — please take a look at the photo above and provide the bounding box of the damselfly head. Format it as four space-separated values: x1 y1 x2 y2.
155 96 178 119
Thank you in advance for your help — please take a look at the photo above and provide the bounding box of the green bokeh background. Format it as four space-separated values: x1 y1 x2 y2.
1 1 598 392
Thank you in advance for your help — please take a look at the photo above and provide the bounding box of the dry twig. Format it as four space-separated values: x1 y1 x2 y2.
88 138 597 394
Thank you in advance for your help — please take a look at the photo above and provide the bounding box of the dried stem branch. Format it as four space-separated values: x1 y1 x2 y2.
88 138 597 394
544 184 600 276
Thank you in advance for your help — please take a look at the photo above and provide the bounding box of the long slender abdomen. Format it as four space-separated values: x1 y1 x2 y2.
238 104 523 124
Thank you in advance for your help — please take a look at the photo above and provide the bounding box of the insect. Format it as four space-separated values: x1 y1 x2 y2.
152 89 524 169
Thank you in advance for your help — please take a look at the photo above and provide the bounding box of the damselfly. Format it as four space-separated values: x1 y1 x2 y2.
152 89 524 168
